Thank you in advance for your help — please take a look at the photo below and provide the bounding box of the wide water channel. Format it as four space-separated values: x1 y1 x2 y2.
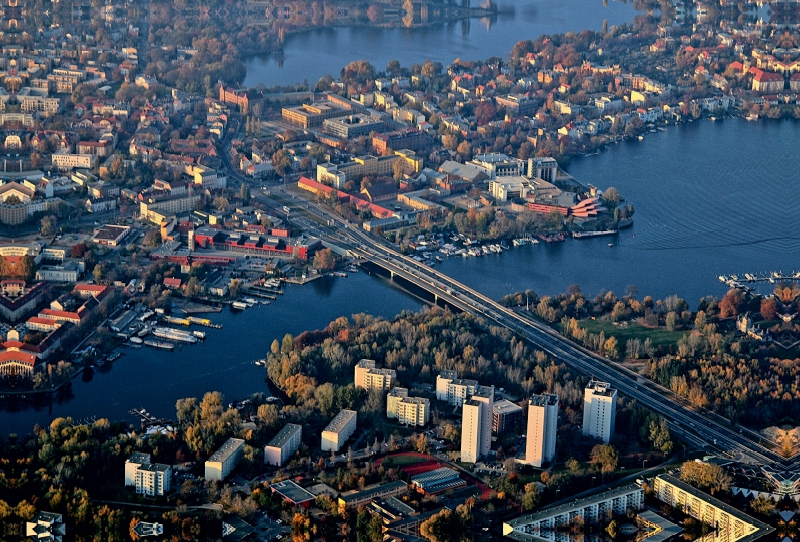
2 116 799 437
244 0 641 88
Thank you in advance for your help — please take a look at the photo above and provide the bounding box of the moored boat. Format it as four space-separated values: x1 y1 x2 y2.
144 340 174 351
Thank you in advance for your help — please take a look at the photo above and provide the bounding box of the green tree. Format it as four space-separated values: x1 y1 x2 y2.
590 444 619 474
522 483 540 511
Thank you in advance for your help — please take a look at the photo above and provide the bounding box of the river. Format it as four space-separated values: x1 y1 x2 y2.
2 112 798 438
243 0 641 88
0 275 424 436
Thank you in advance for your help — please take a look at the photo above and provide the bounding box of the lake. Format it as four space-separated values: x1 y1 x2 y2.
244 0 641 88
439 118 800 305
3 118 798 437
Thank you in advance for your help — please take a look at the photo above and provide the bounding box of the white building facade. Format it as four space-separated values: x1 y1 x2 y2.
526 393 559 467
582 379 617 443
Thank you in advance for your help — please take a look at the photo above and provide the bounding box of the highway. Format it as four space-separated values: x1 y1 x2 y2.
282 193 793 468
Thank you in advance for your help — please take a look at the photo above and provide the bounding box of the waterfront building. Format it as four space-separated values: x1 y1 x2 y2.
492 399 524 434
386 387 409 418
264 423 302 467
653 475 774 542
134 463 172 497
525 394 559 468
338 480 408 508
469 153 524 179
503 484 644 540
204 437 245 481
26 511 65 542
124 452 151 487
354 359 396 391
582 379 617 443
460 385 494 463
397 397 430 427
321 409 357 452
527 157 558 183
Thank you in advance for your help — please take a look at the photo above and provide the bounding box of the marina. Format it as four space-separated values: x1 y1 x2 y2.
719 272 800 289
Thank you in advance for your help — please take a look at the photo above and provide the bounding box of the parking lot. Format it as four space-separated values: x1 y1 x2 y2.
250 512 291 542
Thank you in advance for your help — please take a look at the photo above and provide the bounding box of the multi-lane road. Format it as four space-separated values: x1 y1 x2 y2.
279 193 793 468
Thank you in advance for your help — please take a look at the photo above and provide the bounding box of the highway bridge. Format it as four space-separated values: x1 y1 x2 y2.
283 193 796 469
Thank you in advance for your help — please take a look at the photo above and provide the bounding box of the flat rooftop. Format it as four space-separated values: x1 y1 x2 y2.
208 437 245 463
586 379 616 397
529 394 558 407
494 399 524 413
323 409 357 434
270 480 315 504
339 480 407 504
505 484 643 529
266 423 301 449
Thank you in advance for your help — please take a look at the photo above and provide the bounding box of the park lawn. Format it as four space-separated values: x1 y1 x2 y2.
577 319 688 349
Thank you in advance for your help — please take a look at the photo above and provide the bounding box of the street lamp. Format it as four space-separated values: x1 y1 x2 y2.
592 476 596 487
682 444 687 456
643 459 648 470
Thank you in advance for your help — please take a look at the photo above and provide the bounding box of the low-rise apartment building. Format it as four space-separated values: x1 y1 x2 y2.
204 438 245 481
264 423 302 467
321 409 357 452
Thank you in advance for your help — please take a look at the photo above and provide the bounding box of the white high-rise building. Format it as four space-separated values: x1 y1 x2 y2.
525 394 559 467
354 358 395 391
397 397 430 427
435 370 458 401
460 385 494 463
582 380 617 443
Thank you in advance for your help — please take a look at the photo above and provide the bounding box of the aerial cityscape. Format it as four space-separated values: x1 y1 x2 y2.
0 0 799 541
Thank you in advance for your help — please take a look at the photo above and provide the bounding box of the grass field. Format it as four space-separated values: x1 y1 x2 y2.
381 454 430 467
576 319 688 348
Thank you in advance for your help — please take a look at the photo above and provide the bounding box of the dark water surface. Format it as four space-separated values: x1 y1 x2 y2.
3 118 798 436
244 0 640 88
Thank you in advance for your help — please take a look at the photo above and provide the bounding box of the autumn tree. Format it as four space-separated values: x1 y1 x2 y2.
719 289 744 318
590 444 619 474
313 248 337 270
760 298 777 321
679 461 732 495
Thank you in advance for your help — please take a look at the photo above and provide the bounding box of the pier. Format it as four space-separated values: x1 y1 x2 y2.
718 271 800 289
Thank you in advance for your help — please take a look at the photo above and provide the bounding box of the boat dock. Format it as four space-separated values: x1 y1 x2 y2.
719 271 800 288
245 290 276 300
